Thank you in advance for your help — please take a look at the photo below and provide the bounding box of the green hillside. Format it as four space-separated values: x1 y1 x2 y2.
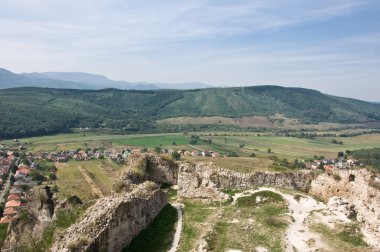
0 86 379 138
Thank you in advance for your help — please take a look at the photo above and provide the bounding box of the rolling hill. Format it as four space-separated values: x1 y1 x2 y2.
0 86 379 139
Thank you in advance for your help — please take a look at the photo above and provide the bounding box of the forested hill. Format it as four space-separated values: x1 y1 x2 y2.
0 86 380 138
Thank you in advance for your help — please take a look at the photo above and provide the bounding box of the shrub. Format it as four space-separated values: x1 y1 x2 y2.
171 152 180 160
237 191 284 207
333 174 341 181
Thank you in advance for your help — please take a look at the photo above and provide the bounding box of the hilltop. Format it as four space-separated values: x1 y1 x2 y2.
0 86 379 138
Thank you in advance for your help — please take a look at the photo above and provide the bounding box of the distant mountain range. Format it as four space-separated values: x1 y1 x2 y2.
0 68 209 90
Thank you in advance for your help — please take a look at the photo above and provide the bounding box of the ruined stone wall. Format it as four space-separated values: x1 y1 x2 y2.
310 169 380 250
178 162 315 199
146 155 178 185
51 182 167 252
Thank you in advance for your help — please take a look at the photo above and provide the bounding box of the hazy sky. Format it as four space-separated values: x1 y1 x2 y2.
0 0 379 101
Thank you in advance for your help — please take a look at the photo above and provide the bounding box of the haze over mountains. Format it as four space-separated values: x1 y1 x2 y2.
0 68 209 90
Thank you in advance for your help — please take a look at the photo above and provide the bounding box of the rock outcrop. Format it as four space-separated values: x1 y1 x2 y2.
113 154 178 193
178 162 315 199
51 181 167 252
2 186 55 250
310 169 380 250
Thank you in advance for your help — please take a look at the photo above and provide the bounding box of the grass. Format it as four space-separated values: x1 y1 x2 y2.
221 188 244 196
236 191 285 207
178 201 214 252
8 132 191 152
55 159 121 200
80 160 118 195
311 223 369 251
55 161 95 201
0 224 8 248
5 131 380 161
184 156 279 173
207 202 288 252
178 192 289 252
21 204 88 252
124 204 178 252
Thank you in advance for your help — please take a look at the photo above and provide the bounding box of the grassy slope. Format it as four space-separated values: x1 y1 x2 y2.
124 204 178 252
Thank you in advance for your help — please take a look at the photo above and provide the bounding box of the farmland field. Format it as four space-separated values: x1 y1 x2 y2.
4 132 380 161
55 159 121 201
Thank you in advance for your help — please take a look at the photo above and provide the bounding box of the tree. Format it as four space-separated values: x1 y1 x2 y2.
171 152 180 160
49 173 57 181
239 144 245 148
172 141 176 146
250 153 256 157
337 151 344 158
267 148 272 153
154 146 161 154
318 162 324 170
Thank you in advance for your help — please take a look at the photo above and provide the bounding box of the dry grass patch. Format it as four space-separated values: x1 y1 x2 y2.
55 162 95 201
184 156 284 173
311 223 370 252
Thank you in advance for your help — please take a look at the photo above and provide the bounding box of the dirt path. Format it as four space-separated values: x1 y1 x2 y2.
233 187 328 252
78 166 104 198
168 203 183 252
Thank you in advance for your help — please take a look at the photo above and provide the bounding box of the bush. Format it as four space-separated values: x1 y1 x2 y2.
333 174 341 181
237 191 284 207
49 173 57 181
171 152 180 161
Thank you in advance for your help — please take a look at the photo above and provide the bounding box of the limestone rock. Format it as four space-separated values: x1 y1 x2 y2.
310 169 380 250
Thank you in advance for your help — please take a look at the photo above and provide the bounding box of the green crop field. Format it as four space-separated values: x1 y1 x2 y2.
4 132 380 161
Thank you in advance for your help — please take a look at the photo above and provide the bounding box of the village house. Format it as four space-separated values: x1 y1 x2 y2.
0 215 14 224
211 152 221 158
191 150 200 157
323 164 335 171
5 200 21 208
2 207 18 217
7 194 21 201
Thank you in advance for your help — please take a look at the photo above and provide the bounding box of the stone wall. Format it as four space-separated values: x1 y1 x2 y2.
51 182 167 252
310 169 380 250
178 162 315 199
146 155 178 185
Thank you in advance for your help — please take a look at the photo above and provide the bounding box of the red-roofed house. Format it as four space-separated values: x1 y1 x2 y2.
3 207 18 216
7 194 21 201
0 215 14 224
7 155 15 161
5 200 21 208
324 165 335 171
16 167 31 175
